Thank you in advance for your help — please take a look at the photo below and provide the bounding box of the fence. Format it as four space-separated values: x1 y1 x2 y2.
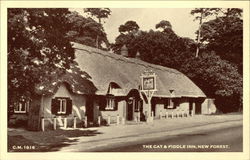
40 110 195 131
41 116 78 131
40 115 125 131
159 109 194 119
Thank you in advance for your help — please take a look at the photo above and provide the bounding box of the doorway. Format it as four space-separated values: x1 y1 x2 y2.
126 89 143 121
195 102 202 114
86 96 94 122
127 97 143 121
189 99 194 115
127 97 134 120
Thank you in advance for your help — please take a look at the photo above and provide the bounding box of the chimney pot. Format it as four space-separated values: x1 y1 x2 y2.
135 51 140 59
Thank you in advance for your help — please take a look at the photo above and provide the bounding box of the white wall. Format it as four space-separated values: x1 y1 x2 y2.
42 83 87 129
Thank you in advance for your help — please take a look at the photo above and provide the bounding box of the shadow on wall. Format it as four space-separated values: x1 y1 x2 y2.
8 129 103 152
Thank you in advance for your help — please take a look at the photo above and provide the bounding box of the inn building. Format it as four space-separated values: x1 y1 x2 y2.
9 43 216 131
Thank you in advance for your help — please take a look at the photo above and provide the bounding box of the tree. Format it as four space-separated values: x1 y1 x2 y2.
84 8 111 24
111 33 136 56
8 8 75 112
118 20 140 34
189 8 243 112
180 52 242 112
190 8 220 57
155 20 172 32
66 11 109 49
84 8 111 48
112 23 191 69
133 30 192 68
112 16 243 113
111 21 140 55
221 8 243 18
200 10 243 74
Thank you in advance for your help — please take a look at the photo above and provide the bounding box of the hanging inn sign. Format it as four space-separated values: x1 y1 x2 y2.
140 69 157 122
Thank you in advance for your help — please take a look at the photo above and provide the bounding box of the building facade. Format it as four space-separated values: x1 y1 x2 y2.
9 43 216 131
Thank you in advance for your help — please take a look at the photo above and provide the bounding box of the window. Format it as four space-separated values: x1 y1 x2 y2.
14 101 29 113
51 97 72 115
98 96 118 111
57 98 67 114
105 97 116 110
164 99 174 109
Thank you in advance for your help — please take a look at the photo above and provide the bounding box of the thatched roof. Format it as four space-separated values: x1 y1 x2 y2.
35 61 97 95
73 43 206 98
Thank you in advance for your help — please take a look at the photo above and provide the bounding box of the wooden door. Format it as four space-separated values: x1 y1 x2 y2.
86 96 94 122
127 98 134 120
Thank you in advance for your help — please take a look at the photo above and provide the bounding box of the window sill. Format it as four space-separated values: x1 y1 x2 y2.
104 108 115 111
13 111 27 114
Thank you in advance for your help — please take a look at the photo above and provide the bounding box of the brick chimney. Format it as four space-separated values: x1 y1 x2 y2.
120 45 128 57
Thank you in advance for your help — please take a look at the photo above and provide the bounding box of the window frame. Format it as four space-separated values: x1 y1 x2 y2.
57 98 67 114
164 98 174 109
105 96 116 110
51 97 72 115
14 101 29 114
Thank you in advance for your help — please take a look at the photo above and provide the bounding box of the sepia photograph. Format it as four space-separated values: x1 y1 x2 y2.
1 1 249 160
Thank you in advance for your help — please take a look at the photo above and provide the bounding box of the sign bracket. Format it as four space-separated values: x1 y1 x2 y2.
139 69 157 123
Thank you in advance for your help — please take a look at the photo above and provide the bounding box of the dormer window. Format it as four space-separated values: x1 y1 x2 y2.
107 82 122 96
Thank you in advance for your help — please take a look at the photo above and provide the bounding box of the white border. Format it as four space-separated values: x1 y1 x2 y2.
1 1 249 160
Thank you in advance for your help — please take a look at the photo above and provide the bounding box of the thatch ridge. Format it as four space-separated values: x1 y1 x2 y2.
73 43 206 98
73 43 182 75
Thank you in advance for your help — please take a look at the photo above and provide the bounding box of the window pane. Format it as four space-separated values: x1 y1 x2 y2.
20 102 25 111
62 100 66 112
58 99 62 113
106 98 115 110
14 104 19 111
57 98 67 114
112 99 114 108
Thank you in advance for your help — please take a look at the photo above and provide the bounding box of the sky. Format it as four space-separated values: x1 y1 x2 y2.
72 8 200 43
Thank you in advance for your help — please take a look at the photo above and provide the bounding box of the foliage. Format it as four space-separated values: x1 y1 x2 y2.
113 15 243 112
83 8 111 48
190 8 221 57
220 8 243 18
190 8 221 21
112 25 194 69
8 8 75 103
111 32 136 55
66 11 109 49
118 20 140 34
188 8 243 112
180 52 242 112
84 8 111 24
191 8 243 73
155 20 172 31
200 15 243 74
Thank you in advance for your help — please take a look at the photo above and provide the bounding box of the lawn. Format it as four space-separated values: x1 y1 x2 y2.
8 128 102 152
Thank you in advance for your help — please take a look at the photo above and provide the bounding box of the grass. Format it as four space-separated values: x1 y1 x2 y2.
8 128 102 152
